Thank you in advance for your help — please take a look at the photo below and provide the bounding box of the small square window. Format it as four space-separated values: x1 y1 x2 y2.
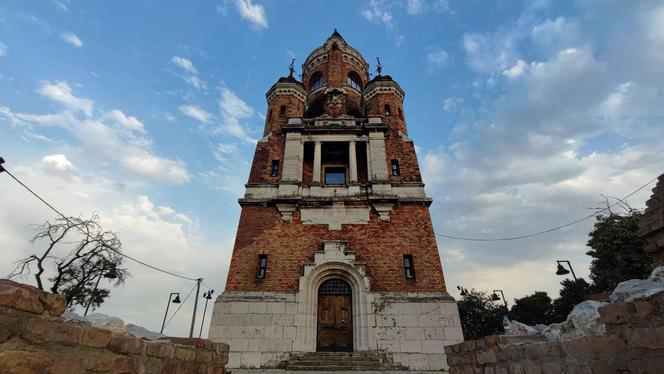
257 254 268 279
391 159 400 176
403 254 415 279
271 160 279 177
325 167 346 185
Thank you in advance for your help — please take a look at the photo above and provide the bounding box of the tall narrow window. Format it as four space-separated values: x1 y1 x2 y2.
271 160 279 177
347 72 361 91
391 159 400 176
398 108 403 120
279 105 286 117
257 254 268 279
403 254 415 279
310 72 325 91
384 104 391 116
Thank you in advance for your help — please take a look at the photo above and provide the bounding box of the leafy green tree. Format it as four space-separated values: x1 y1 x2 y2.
552 278 591 322
509 291 555 325
586 209 652 292
457 288 506 340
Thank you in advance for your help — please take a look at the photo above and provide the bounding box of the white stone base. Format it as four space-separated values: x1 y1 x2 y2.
208 291 464 371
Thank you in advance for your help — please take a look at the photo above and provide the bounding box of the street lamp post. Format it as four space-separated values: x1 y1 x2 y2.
84 265 119 316
198 290 214 338
555 260 578 282
160 292 181 334
491 289 508 309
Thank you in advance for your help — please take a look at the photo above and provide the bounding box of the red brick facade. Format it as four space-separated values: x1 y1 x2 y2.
225 204 446 293
224 30 447 295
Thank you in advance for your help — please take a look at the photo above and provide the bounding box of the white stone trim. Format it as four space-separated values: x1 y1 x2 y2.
297 241 374 352
266 84 307 104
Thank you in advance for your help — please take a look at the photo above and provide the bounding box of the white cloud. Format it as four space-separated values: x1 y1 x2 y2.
426 47 449 72
234 0 268 30
433 0 664 301
61 32 83 48
37 81 94 116
120 153 190 184
108 109 145 132
502 59 528 78
171 55 206 90
41 154 76 179
0 42 7 57
179 104 213 124
183 75 207 90
443 97 463 111
406 0 425 15
171 56 198 75
3 82 190 184
218 88 254 118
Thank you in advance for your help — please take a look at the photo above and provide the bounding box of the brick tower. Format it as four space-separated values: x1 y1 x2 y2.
208 30 464 371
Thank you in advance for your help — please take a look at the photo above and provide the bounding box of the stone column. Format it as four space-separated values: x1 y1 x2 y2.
349 140 357 183
279 132 302 196
365 141 372 182
313 140 322 184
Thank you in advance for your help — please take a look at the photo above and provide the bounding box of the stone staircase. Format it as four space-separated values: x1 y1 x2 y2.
286 351 408 371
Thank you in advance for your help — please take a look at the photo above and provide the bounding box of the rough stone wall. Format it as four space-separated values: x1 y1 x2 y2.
0 280 229 374
208 291 463 370
223 204 446 293
639 174 664 266
444 290 664 374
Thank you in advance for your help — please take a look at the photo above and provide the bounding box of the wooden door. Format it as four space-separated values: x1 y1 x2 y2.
317 279 353 351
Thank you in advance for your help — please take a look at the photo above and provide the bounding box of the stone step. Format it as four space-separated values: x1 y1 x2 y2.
286 351 406 372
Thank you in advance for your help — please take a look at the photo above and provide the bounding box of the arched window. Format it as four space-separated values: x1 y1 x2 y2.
310 72 325 91
398 108 403 120
279 105 286 117
384 104 391 116
346 72 362 91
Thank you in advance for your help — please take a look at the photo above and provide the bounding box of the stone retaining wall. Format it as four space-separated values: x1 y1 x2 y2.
444 290 664 373
640 173 664 266
0 279 229 373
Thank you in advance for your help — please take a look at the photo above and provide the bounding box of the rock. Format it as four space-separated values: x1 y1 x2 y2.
84 313 126 333
507 320 539 336
62 310 87 322
610 279 664 303
541 322 569 341
566 300 607 336
648 266 664 282
125 323 164 341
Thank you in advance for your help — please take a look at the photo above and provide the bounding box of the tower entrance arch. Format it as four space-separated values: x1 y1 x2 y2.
317 278 353 351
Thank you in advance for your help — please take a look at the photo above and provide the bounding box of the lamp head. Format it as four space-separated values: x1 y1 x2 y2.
172 294 181 304
556 263 570 276
491 293 500 301
103 268 119 279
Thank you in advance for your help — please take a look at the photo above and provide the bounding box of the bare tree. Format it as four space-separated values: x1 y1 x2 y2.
10 214 129 310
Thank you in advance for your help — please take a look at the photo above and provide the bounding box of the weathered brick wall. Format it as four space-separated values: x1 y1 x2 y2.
639 174 664 266
223 204 447 293
0 280 229 374
444 290 664 374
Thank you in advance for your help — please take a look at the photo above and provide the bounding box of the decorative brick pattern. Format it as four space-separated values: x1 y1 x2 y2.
445 290 664 374
0 279 229 374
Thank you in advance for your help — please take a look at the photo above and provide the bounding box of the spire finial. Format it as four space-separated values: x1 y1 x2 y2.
288 58 295 77
376 57 383 76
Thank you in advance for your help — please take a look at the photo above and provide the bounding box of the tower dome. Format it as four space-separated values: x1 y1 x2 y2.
301 29 370 118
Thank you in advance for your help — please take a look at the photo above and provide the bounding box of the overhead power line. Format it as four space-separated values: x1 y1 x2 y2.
1 165 198 282
434 175 659 242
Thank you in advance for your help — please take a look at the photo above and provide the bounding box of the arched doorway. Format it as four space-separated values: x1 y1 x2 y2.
317 278 353 352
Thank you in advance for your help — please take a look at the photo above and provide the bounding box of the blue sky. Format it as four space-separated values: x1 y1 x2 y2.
1 0 663 337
